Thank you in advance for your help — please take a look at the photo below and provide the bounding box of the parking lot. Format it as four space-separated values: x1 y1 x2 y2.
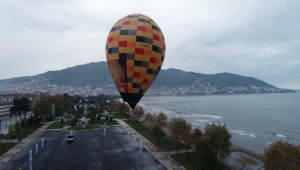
1 126 165 170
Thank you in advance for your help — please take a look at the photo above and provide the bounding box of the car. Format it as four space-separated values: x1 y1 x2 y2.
67 134 74 143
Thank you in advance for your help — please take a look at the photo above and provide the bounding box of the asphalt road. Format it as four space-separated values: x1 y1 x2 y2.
1 126 165 170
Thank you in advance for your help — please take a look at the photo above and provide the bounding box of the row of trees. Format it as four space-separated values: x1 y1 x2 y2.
110 101 300 170
32 94 68 119
9 94 70 123
142 111 231 169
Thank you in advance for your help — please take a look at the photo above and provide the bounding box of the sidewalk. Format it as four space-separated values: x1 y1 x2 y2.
116 119 186 170
0 119 59 168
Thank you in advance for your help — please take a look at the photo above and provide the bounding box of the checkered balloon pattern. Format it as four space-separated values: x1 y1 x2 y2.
105 14 166 109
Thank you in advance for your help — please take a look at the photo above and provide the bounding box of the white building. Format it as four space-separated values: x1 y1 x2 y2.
0 100 12 118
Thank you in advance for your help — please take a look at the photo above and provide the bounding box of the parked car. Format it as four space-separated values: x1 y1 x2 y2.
67 134 74 143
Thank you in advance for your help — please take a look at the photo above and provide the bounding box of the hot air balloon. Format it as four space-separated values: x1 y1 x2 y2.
105 14 166 110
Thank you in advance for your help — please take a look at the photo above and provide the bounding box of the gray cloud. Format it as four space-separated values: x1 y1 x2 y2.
0 0 299 89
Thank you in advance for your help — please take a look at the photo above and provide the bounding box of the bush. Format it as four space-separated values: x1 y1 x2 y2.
109 116 113 121
71 117 79 126
47 115 55 121
21 118 28 127
97 114 101 120
27 115 41 126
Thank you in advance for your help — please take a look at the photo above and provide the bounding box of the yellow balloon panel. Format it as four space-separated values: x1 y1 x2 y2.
106 14 166 95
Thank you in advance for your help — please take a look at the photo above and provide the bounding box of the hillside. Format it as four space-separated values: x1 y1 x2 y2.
0 62 295 95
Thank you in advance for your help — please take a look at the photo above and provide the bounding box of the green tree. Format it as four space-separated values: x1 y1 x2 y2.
78 107 85 114
262 140 300 170
51 94 66 116
87 110 97 123
8 124 15 134
9 97 32 121
194 137 215 169
181 129 193 163
150 124 165 145
155 112 168 128
33 96 52 119
14 121 22 136
168 116 192 155
204 123 232 161
132 105 144 121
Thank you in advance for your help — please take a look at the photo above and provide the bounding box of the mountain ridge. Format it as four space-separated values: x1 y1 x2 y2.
0 62 295 95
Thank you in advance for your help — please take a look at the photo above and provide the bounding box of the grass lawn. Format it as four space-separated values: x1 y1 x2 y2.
127 121 182 151
110 112 127 119
71 125 99 130
91 119 119 126
1 124 44 156
3 124 43 140
64 115 73 119
47 121 72 129
171 152 229 170
0 143 18 156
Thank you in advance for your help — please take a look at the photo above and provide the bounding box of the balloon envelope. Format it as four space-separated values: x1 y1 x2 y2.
106 14 166 110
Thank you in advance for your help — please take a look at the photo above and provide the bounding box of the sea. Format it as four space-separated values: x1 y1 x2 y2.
138 92 300 154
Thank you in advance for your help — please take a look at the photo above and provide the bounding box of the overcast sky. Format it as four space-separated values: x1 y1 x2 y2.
1 0 299 89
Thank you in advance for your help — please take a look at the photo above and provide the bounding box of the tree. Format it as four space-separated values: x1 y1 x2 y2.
235 153 258 170
204 123 232 161
87 110 96 123
8 124 15 134
109 100 117 112
51 94 66 116
132 105 144 121
262 140 300 170
117 102 130 114
181 129 193 163
9 97 32 121
168 117 192 155
14 121 21 136
150 124 165 146
194 137 215 169
142 113 156 127
155 112 168 128
33 96 52 119
27 115 40 126
78 107 85 114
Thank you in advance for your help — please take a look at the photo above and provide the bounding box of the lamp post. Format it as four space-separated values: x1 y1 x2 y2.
0 117 2 134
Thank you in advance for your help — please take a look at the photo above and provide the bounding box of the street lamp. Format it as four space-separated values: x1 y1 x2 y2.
0 117 2 134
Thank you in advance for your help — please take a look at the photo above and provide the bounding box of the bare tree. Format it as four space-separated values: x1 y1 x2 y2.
235 154 258 170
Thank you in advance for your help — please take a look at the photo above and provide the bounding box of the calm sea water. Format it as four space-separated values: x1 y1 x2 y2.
138 93 300 153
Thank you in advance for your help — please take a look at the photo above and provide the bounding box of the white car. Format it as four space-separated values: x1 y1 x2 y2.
67 134 74 143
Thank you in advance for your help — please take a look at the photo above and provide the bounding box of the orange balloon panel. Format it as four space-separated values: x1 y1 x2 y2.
105 14 166 110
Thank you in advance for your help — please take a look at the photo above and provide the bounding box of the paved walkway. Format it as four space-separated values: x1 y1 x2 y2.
0 121 54 167
116 119 186 170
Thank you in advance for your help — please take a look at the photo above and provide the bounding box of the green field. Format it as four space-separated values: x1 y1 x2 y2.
47 121 72 129
3 124 43 139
